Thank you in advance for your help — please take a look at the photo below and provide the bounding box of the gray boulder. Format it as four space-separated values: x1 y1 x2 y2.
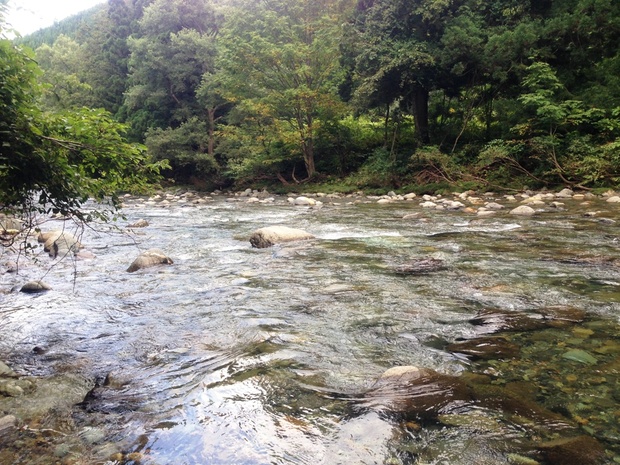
249 226 314 248
127 249 173 272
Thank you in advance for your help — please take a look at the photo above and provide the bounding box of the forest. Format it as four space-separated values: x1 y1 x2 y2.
8 0 620 195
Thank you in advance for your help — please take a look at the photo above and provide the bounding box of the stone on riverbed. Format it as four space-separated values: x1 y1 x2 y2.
128 219 149 228
20 280 52 293
127 249 173 272
249 226 314 248
561 349 597 365
446 336 520 360
537 435 605 465
39 230 82 258
510 205 536 216
392 258 446 274
364 366 475 418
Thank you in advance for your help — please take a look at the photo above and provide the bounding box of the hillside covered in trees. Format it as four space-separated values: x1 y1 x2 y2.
18 0 620 193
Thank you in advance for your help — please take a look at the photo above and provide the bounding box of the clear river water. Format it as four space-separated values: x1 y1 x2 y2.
1 190 619 465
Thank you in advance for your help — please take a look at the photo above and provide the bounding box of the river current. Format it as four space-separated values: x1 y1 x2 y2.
1 190 619 464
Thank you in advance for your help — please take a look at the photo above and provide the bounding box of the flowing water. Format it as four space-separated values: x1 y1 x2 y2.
1 191 620 464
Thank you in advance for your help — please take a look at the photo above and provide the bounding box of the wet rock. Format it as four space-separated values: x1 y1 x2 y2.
39 230 82 258
128 219 149 228
469 309 547 333
126 249 173 272
0 415 16 433
484 202 505 210
510 205 536 216
249 226 314 248
538 306 586 327
0 377 34 397
3 260 18 273
0 361 17 378
0 217 22 241
537 435 605 465
437 411 502 432
0 381 24 397
20 280 52 293
471 383 575 431
392 258 446 274
446 336 520 360
605 196 620 203
364 366 475 418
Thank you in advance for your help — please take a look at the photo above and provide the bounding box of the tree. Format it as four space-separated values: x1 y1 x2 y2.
220 0 347 179
125 0 220 135
0 5 165 225
35 35 96 111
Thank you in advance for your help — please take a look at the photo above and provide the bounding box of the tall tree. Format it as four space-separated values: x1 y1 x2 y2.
35 35 96 110
125 0 220 136
220 0 347 179
0 4 165 223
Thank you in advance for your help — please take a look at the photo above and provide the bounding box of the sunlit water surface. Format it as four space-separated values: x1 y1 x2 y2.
1 193 620 464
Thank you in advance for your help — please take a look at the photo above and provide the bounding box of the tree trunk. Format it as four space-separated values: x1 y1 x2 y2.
207 108 216 157
303 137 316 178
412 86 430 144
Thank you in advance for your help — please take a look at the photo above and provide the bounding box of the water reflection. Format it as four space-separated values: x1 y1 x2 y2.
1 193 620 463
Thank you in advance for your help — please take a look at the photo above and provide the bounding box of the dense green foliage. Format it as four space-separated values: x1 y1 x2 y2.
0 1 165 222
16 0 620 191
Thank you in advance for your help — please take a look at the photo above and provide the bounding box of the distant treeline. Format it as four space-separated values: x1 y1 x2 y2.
17 0 620 192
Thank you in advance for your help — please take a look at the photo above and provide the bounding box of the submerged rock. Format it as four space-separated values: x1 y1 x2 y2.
537 435 605 465
364 366 576 435
126 249 173 272
392 258 446 274
363 366 475 418
561 349 597 365
469 307 586 333
249 226 314 248
469 309 547 333
446 336 520 360
128 219 149 228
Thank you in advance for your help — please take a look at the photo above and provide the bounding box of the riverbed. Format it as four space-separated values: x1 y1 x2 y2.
1 189 619 464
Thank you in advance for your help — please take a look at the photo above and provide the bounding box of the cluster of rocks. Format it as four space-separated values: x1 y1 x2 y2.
364 305 613 465
123 186 620 224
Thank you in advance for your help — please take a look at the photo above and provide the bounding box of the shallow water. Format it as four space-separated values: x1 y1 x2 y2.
1 192 620 464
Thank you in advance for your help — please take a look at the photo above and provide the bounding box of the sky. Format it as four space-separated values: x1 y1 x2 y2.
5 0 106 36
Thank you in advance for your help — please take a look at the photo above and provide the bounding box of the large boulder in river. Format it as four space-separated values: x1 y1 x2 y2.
249 226 314 248
127 249 173 272
39 230 82 258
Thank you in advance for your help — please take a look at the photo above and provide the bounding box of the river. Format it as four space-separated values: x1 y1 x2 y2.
1 190 619 464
